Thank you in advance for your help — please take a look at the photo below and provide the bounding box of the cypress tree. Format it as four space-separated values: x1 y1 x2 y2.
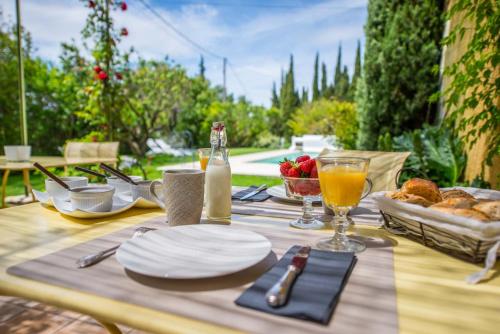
334 44 342 88
349 40 361 99
281 55 300 137
198 55 205 79
301 87 309 104
356 0 443 149
321 62 328 97
271 82 280 108
312 52 320 101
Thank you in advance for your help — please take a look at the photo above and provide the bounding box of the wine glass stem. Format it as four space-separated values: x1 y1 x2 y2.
301 196 314 223
331 208 349 245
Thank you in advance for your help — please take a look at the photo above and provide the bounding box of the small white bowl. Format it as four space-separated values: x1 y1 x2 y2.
131 180 160 202
70 185 115 212
45 176 88 200
106 175 143 193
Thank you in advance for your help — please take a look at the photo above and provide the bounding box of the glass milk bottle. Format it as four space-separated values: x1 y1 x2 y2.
205 121 232 221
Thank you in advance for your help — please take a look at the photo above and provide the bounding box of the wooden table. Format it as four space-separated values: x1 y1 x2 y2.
0 200 499 334
0 156 117 208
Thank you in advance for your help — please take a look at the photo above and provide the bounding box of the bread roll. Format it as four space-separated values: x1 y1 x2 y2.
473 201 500 220
388 191 434 207
441 189 475 200
431 197 478 209
431 206 490 221
401 178 442 203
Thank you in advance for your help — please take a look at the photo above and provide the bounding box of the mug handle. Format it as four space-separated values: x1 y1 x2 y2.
149 180 165 209
361 177 373 200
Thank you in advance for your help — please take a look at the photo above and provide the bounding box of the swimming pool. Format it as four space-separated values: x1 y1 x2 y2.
252 152 317 164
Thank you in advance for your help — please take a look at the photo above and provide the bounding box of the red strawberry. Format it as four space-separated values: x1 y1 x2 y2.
310 165 318 178
299 159 315 175
93 65 102 73
295 155 310 163
120 2 127 11
287 167 300 178
120 27 128 36
279 160 292 176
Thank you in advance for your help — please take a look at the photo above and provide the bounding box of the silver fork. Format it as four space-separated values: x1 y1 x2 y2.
76 226 157 268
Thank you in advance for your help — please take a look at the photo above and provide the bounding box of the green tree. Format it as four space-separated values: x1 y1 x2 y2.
356 0 444 149
271 81 280 108
334 44 342 91
279 55 300 137
321 62 328 97
349 40 362 99
118 60 191 158
312 52 320 101
301 87 309 104
198 55 206 79
289 99 358 149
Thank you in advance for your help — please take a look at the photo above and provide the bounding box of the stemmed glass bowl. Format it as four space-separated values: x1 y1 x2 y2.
282 175 324 230
316 157 372 252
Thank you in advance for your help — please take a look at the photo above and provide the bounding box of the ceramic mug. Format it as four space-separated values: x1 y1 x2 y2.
150 169 205 226
130 180 162 202
46 176 88 200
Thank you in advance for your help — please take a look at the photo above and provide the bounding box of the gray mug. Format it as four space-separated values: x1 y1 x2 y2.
150 169 205 226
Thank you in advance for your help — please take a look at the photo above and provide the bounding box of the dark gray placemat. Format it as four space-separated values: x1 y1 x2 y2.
7 215 398 334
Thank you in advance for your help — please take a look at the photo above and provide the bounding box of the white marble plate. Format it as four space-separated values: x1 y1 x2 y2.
116 225 272 279
52 196 138 219
266 185 322 204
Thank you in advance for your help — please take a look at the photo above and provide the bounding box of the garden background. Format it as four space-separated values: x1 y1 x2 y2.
0 0 498 197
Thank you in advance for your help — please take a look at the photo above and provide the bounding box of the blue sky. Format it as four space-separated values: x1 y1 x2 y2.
0 0 367 106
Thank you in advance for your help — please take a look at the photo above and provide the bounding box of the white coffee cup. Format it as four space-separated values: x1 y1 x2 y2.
45 176 88 200
70 185 115 212
106 175 143 193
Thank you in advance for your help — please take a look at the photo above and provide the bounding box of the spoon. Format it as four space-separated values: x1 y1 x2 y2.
75 166 107 178
76 227 157 268
33 162 72 191
99 163 138 185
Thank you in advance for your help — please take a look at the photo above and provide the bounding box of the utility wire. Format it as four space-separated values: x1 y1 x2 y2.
227 61 248 95
134 0 224 60
134 0 249 96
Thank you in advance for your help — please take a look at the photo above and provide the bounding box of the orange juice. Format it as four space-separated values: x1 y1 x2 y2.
199 156 209 171
318 165 367 207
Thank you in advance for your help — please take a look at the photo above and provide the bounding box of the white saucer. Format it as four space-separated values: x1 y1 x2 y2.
52 196 138 218
116 225 272 279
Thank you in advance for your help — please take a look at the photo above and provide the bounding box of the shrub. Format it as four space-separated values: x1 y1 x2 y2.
289 99 358 149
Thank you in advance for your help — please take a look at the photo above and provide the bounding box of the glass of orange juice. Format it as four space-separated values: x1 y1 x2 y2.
316 157 372 252
198 148 211 171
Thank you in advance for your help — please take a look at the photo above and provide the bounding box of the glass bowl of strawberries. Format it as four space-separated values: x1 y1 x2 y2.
280 155 324 230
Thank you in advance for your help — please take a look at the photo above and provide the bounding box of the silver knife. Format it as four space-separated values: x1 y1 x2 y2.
265 246 311 307
240 184 267 201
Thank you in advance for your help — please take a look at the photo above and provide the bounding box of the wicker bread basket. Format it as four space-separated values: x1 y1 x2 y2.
373 187 500 263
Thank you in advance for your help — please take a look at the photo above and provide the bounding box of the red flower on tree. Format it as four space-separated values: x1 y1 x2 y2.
120 2 127 11
88 1 96 9
93 65 102 73
98 71 108 81
120 28 128 36
115 72 123 80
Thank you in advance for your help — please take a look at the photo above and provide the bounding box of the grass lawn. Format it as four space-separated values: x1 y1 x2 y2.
2 148 281 198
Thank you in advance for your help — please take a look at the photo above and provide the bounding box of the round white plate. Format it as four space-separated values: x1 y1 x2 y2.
266 185 322 203
116 225 272 279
